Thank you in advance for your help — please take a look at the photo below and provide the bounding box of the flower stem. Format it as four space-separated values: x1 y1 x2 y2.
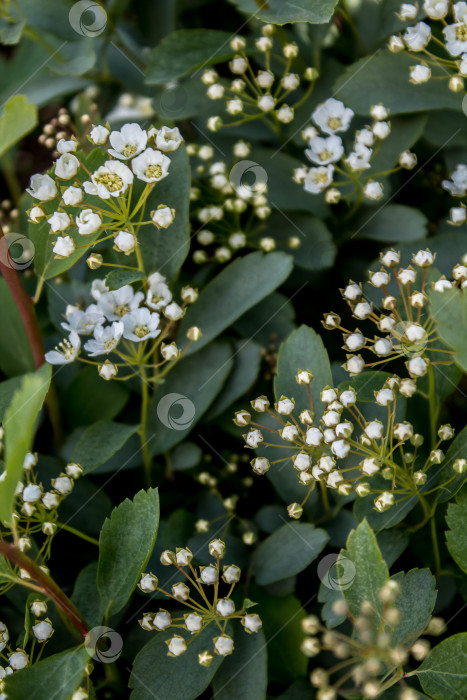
56 522 99 546
140 366 151 486
427 363 438 449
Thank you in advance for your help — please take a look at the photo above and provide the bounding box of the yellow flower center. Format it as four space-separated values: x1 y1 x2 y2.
104 338 117 350
319 149 332 161
327 117 342 130
122 144 137 157
134 325 149 338
115 304 129 317
456 23 467 41
95 173 124 192
313 171 330 184
145 164 162 179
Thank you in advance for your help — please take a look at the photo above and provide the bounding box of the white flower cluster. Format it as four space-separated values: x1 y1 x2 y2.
138 539 262 665
0 605 54 686
27 123 183 259
323 248 461 379
295 100 412 202
443 163 467 225
45 277 199 378
390 1 467 92
188 141 294 263
202 25 317 132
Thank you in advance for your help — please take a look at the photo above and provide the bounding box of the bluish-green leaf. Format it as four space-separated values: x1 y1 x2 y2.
70 421 139 475
212 627 267 699
4 646 88 699
415 633 467 699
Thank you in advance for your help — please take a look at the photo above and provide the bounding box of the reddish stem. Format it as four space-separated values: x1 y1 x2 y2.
0 539 90 638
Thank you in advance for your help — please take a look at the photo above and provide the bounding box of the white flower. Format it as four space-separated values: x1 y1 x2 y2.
304 165 334 193
89 125 109 144
442 164 467 196
312 98 354 135
399 151 417 169
373 121 391 139
331 439 350 458
216 599 235 617
405 323 427 342
407 356 428 376
167 635 187 656
122 308 161 342
346 355 365 374
84 322 124 356
48 212 70 232
230 56 248 74
108 123 147 159
354 301 372 319
433 278 452 292
345 143 372 172
27 174 57 201
460 52 467 75
306 135 344 165
356 128 375 147
362 457 380 475
394 422 413 441
55 153 80 180
91 279 109 300
340 389 356 406
321 387 337 403
370 104 390 120
53 236 75 258
185 613 203 632
258 95 276 112
399 3 418 19
327 470 343 488
410 65 431 83
336 421 353 438
132 148 171 183
114 230 136 253
62 186 83 205
364 181 384 200
146 273 172 311
207 83 224 99
276 397 295 414
257 70 274 88
22 484 42 502
153 610 171 630
306 427 323 446
76 209 102 235
374 338 393 356
276 105 294 123
242 614 262 633
424 0 449 18
98 285 144 320
214 635 234 656
450 206 467 224
56 139 77 154
404 22 432 50
155 126 183 152
32 620 53 642
200 565 218 584
443 15 467 56
164 302 184 321
86 161 133 199
8 651 28 670
365 420 384 440
63 305 105 335
294 453 311 471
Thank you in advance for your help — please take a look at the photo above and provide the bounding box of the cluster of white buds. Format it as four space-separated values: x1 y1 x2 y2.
202 26 318 133
323 248 460 380
303 584 442 699
295 100 410 203
0 612 55 684
389 1 467 94
187 141 290 263
27 122 183 260
443 163 467 225
234 356 461 514
44 277 200 379
138 539 262 665
37 106 72 156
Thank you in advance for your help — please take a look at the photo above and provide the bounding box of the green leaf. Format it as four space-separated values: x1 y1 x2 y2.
415 633 467 699
233 292 296 347
178 252 293 354
392 569 437 646
70 421 139 475
429 286 467 373
130 626 224 700
71 562 103 629
0 364 51 523
105 270 144 291
139 146 191 280
98 488 160 617
255 522 329 586
205 340 262 420
0 95 37 158
369 114 427 173
62 367 130 427
0 17 25 44
212 627 267 699
0 279 35 377
4 646 88 699
435 424 467 503
274 324 333 420
339 520 389 620
334 51 463 115
0 370 49 422
146 29 235 84
352 205 428 242
266 213 336 271
147 341 233 456
446 486 467 574
228 0 339 24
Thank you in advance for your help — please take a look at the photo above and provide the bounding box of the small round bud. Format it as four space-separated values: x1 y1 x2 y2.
287 502 303 519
